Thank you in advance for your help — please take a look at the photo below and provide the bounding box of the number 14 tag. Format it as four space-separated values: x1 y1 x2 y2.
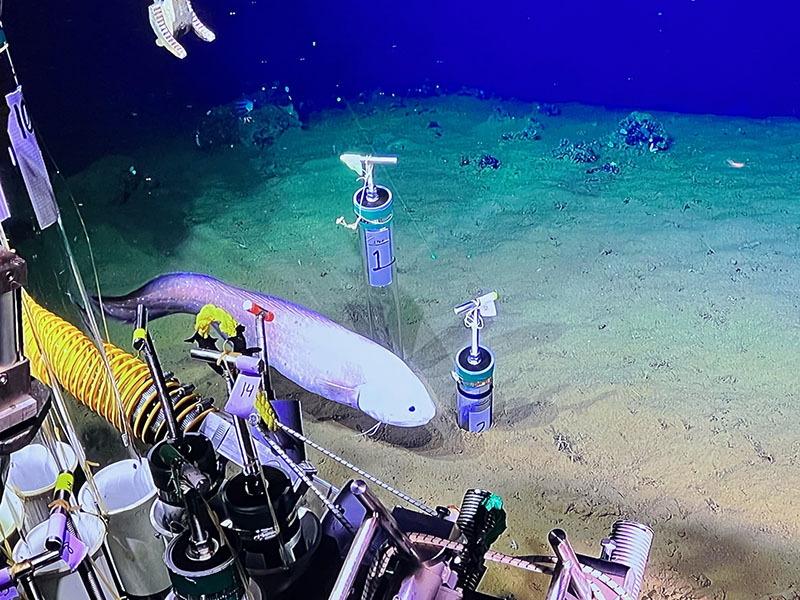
226 373 262 419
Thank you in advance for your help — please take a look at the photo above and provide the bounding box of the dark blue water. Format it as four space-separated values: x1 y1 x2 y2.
6 0 800 171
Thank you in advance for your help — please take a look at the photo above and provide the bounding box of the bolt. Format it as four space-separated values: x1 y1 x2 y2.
600 537 617 561
0 373 7 385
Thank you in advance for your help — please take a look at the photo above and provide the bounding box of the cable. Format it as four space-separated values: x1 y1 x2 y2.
407 533 633 600
275 421 437 516
259 429 354 535
22 291 212 442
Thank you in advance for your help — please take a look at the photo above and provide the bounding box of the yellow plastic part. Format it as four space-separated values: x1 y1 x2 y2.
132 327 147 342
55 473 74 493
254 390 278 431
195 304 238 338
22 291 211 442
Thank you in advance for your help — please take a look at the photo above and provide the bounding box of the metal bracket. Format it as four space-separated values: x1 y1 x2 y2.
0 249 27 293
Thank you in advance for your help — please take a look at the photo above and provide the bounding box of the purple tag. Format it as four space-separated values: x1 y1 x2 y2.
0 181 9 222
0 586 18 600
5 86 59 229
225 373 262 419
61 528 88 572
234 354 260 376
0 568 17 599
364 227 394 287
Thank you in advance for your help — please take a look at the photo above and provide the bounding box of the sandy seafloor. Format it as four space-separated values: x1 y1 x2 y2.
60 95 800 599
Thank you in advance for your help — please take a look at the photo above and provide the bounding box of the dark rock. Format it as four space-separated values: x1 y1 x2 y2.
245 104 299 149
586 162 620 175
616 111 669 152
456 87 488 99
489 106 514 122
537 102 561 116
502 118 543 141
478 154 501 169
459 154 501 169
552 139 599 163
195 100 299 150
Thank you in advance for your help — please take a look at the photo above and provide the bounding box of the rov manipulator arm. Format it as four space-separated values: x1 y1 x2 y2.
147 0 215 59
0 251 51 486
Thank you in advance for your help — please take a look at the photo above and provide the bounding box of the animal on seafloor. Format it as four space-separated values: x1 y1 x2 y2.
94 272 436 427
234 99 255 120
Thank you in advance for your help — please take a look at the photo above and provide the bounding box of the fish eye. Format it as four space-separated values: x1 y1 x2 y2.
408 406 415 412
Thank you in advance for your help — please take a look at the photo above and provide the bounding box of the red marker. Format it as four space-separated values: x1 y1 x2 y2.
242 300 274 321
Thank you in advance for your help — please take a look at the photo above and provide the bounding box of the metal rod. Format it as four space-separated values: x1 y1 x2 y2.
366 156 398 165
545 561 571 600
100 538 128 600
26 550 61 573
77 560 105 600
327 515 379 600
470 314 480 361
233 415 259 479
350 480 420 564
64 514 108 600
225 417 293 568
190 347 240 367
548 529 593 600
134 305 181 442
256 314 275 401
18 575 45 600
4 550 62 589
184 491 213 559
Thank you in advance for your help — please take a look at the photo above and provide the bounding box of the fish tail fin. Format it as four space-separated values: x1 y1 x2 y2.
90 272 211 323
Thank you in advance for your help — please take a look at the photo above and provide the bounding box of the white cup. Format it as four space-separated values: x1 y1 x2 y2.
79 459 171 597
0 491 22 545
13 512 113 600
7 442 78 531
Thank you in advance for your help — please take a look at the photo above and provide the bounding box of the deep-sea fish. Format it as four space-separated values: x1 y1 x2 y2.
95 273 436 427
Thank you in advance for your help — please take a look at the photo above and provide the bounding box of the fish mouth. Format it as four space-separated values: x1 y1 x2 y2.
355 379 437 428
365 404 436 428
409 404 437 427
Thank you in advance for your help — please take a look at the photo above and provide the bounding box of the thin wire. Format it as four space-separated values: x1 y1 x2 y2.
200 495 256 600
35 123 137 455
39 137 111 342
407 533 631 600
259 430 355 535
342 98 487 365
275 421 437 516
0 223 9 250
463 308 485 330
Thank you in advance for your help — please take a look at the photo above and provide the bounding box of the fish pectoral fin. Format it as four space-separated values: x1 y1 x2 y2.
316 378 359 403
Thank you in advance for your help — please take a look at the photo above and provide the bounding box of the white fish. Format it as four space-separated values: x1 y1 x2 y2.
96 272 436 427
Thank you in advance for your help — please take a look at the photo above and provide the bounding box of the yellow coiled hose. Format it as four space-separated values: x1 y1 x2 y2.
21 291 213 443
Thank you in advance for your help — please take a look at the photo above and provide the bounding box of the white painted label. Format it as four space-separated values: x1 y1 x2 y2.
6 86 58 229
